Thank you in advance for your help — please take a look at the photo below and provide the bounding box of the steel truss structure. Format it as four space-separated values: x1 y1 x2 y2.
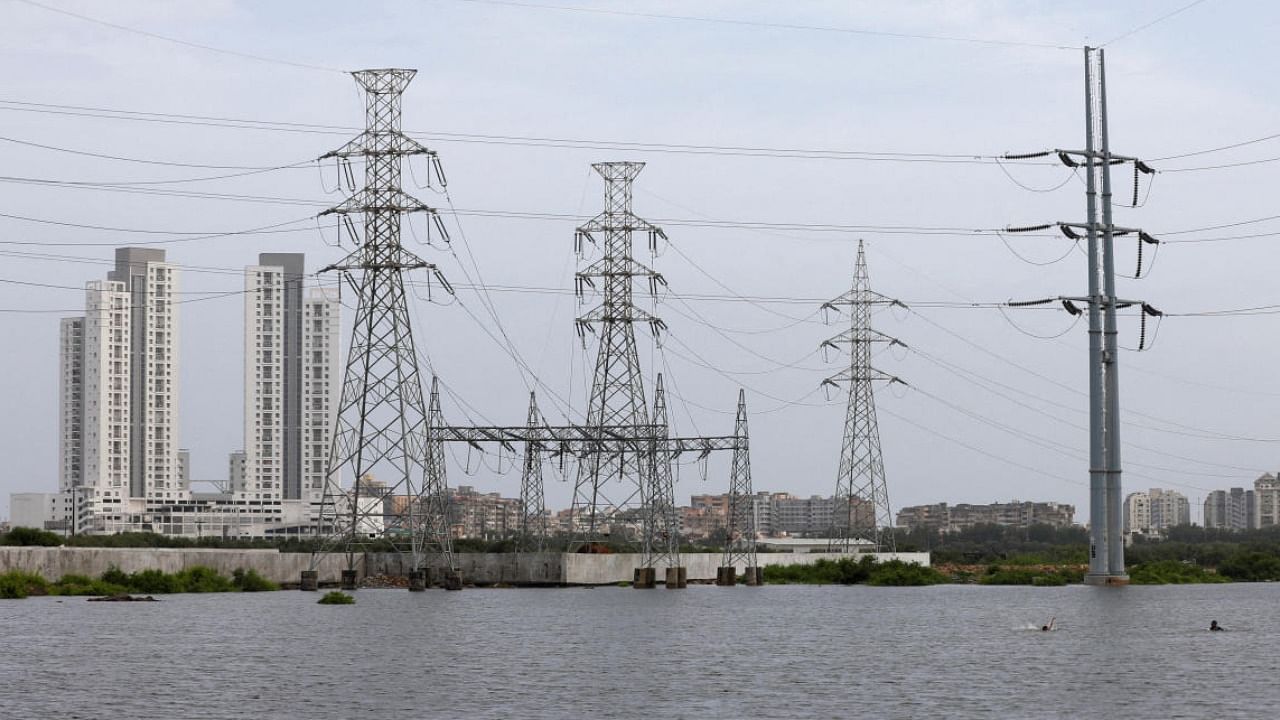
311 68 456 579
432 162 751 574
822 240 904 553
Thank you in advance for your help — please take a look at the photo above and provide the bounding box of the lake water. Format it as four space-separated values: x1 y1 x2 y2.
1 583 1276 719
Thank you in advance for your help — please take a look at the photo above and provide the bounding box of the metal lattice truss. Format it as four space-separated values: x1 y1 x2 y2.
823 240 904 553
722 390 757 569
312 68 455 574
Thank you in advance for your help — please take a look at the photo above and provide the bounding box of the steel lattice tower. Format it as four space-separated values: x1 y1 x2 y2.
311 68 455 583
517 392 548 552
570 162 679 569
823 240 903 553
722 390 758 570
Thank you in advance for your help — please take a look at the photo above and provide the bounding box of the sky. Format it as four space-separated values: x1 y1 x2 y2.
1 0 1278 523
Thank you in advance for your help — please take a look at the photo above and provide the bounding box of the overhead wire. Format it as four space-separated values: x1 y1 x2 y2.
14 0 344 74
451 0 1082 50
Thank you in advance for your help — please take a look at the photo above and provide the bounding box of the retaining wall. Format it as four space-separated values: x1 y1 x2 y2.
0 547 929 587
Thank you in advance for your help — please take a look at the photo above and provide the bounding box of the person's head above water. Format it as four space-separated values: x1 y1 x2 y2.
1210 620 1221 630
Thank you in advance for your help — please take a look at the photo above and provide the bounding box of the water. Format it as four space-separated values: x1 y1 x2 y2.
2 583 1276 719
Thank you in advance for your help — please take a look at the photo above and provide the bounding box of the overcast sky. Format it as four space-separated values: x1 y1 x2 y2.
1 0 1277 522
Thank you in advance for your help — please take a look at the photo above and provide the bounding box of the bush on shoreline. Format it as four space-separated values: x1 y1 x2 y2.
762 557 947 586
0 565 280 599
1129 560 1228 585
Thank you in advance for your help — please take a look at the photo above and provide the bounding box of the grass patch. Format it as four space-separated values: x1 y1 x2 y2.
318 591 355 605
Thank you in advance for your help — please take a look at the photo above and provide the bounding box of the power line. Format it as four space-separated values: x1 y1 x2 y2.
14 0 343 74
1154 130 1280 161
452 0 1082 50
1100 0 1213 46
0 99 1060 166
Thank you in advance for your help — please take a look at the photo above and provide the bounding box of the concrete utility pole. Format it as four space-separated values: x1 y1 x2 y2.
821 240 905 553
1007 48 1159 586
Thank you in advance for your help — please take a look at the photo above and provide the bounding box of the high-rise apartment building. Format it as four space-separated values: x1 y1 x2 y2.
243 254 339 505
60 248 182 532
1123 488 1190 536
1254 473 1280 528
1204 487 1255 531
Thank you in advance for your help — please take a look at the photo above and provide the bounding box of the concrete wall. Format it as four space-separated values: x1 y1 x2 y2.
0 548 929 587
564 552 931 585
0 547 349 585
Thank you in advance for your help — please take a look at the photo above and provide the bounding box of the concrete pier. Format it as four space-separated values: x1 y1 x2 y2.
442 568 464 591
407 570 426 592
715 566 736 586
634 567 657 589
665 566 687 589
340 569 358 590
299 570 319 591
744 566 763 586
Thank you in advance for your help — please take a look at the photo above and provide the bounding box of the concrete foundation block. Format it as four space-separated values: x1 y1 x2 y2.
715 566 736 586
408 570 426 592
665 566 687 589
443 568 464 591
633 567 657 589
299 570 319 592
745 566 763 586
340 569 358 590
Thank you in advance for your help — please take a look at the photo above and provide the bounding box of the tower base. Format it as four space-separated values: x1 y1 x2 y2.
299 570 318 592
715 566 736 586
340 569 358 591
443 568 464 591
1084 573 1130 587
744 566 763 586
408 570 426 592
665 566 687 589
633 567 657 589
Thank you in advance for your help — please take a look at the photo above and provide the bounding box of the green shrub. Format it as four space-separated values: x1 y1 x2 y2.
172 566 235 593
52 574 128 596
1129 560 1228 585
762 556 945 586
0 527 65 546
0 570 50 599
231 568 278 592
1217 552 1280 582
318 591 355 605
100 566 130 586
127 568 179 594
978 565 1081 586
867 560 948 586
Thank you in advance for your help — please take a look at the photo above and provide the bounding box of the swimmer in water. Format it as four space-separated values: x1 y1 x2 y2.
1041 617 1056 632
1210 620 1224 632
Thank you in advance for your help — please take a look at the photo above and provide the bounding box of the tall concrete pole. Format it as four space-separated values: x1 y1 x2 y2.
1082 47 1109 584
1098 49 1128 582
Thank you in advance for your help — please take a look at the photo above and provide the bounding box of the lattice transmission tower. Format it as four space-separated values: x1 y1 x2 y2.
569 161 681 570
720 389 760 584
822 240 904 553
517 391 547 552
308 68 457 589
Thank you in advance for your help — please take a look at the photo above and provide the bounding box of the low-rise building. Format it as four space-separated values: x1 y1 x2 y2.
895 501 1076 533
9 492 74 535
